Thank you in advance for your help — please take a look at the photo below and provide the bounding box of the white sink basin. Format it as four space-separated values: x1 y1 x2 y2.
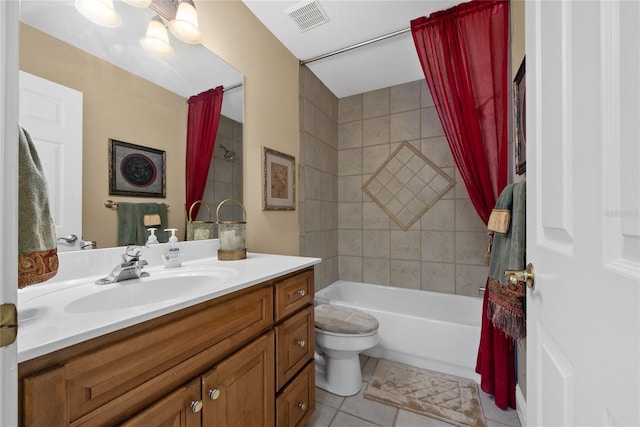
64 270 230 313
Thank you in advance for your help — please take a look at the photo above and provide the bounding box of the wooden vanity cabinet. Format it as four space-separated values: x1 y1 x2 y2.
274 269 316 427
18 266 316 427
123 333 275 427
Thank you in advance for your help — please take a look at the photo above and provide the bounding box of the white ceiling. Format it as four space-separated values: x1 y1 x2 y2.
19 0 462 119
19 0 244 122
242 0 461 98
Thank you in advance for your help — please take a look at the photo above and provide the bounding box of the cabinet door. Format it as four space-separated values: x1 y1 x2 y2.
121 378 202 427
275 305 314 390
276 361 315 427
202 332 275 427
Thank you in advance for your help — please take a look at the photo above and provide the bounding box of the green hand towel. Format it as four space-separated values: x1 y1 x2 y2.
118 202 169 246
18 127 59 288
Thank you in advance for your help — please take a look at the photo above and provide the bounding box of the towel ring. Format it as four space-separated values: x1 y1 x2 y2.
104 199 170 209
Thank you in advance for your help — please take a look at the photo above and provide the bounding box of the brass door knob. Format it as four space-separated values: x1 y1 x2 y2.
208 388 221 400
190 400 203 413
504 263 535 290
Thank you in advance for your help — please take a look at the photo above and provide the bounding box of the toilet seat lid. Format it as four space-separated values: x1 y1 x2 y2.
315 305 379 334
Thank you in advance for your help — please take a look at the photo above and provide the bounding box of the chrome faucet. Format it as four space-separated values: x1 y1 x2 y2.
96 246 150 285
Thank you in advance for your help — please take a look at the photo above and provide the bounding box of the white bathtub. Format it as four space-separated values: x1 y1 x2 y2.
315 280 482 383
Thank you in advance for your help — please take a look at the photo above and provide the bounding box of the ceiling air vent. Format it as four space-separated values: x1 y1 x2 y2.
286 1 330 32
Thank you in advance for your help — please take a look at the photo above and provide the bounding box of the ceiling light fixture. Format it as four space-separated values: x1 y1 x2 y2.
121 0 152 7
168 0 201 44
139 15 175 58
74 0 121 28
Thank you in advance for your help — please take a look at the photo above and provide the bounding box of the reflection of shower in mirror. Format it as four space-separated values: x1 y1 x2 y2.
220 145 236 161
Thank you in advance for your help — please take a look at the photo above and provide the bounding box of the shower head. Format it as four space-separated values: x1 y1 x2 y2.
220 145 236 161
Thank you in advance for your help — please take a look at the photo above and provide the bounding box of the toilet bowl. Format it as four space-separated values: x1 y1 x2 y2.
314 304 379 396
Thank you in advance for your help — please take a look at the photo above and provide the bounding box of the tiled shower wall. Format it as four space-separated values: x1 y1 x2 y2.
200 115 244 229
338 80 488 296
300 67 489 297
299 66 340 290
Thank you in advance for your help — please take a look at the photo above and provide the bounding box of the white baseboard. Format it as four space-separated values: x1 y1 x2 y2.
516 384 527 426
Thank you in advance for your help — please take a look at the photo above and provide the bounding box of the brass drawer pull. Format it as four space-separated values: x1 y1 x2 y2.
208 388 221 400
296 289 306 297
190 400 203 413
296 339 306 348
297 402 306 411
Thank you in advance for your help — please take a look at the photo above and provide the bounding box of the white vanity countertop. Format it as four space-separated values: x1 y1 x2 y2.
17 240 321 363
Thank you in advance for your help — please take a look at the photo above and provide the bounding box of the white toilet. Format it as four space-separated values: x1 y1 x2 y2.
314 304 379 396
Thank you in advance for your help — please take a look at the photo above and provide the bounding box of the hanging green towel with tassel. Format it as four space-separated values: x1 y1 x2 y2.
18 127 59 288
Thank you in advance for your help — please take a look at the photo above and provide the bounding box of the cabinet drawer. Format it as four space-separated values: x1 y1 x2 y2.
276 361 315 427
65 285 273 424
275 305 314 390
274 269 314 321
122 378 202 427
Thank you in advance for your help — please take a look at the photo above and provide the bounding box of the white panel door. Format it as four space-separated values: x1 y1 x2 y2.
19 71 83 251
526 1 640 426
0 2 19 426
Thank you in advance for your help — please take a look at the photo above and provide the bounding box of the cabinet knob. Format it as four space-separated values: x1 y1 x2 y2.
296 339 306 348
208 388 221 400
190 400 203 413
296 289 306 297
297 402 306 411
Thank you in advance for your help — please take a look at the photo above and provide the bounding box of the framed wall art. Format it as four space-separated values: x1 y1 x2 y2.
109 139 166 197
513 56 526 175
263 147 295 211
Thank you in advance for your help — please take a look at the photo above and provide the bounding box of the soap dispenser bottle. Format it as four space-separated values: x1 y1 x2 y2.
146 228 159 245
163 228 183 268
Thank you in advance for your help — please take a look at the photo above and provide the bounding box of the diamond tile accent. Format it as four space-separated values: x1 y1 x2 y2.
362 141 455 230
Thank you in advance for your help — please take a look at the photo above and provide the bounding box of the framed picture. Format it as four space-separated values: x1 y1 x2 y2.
109 139 166 197
514 56 526 175
263 147 295 210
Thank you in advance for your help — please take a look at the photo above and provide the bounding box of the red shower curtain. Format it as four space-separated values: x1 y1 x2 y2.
411 0 514 410
185 86 224 219
410 0 508 225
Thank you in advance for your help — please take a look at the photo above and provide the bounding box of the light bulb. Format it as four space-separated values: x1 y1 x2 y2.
140 16 174 58
75 0 121 28
121 0 152 7
168 0 201 44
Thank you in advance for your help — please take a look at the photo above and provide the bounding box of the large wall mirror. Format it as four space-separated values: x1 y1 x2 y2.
19 0 243 250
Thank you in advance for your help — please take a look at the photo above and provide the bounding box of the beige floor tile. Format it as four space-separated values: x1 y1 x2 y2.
306 402 338 427
331 411 382 427
315 356 522 427
340 381 398 426
394 410 454 427
478 390 521 427
316 387 345 410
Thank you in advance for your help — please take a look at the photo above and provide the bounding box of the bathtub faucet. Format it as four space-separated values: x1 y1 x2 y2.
95 245 150 285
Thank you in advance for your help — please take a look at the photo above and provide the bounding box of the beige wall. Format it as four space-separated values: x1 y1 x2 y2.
299 66 339 290
19 24 187 248
197 0 300 255
511 0 525 76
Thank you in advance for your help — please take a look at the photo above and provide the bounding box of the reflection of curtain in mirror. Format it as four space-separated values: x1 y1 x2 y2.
186 86 224 219
411 0 512 411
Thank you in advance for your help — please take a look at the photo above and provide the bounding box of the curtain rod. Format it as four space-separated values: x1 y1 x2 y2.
224 82 243 92
300 27 411 66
